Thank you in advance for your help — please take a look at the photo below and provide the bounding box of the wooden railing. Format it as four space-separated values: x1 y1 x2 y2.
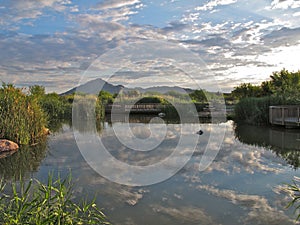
269 105 300 127
105 103 164 113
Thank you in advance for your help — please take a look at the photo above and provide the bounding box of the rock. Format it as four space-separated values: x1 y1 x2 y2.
0 139 19 153
196 130 203 135
158 112 166 118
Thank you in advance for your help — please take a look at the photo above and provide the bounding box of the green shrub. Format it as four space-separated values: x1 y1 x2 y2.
234 96 296 125
0 84 47 145
136 96 162 104
0 173 110 225
29 86 73 123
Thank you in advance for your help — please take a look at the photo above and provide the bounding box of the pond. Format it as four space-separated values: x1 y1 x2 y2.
0 115 300 225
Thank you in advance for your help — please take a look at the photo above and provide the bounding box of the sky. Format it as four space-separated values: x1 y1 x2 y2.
1 0 300 93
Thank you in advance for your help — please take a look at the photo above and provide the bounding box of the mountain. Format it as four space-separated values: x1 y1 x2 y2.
61 78 125 95
61 78 195 96
136 86 194 94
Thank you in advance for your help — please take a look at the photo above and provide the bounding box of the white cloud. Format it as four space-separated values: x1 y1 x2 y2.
196 185 295 225
270 0 300 9
0 0 72 25
195 0 237 11
151 205 216 224
94 0 141 10
257 43 300 72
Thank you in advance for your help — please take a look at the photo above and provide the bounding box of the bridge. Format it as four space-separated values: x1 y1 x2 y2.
105 103 164 114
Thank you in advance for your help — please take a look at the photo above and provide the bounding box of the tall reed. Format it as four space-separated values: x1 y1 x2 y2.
286 177 300 221
0 84 47 145
0 173 110 224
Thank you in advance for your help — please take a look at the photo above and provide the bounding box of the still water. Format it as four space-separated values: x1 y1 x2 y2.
1 115 300 225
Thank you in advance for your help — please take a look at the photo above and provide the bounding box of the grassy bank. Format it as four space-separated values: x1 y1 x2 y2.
0 84 106 144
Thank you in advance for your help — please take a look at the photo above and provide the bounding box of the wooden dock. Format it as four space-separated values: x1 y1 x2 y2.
269 105 300 128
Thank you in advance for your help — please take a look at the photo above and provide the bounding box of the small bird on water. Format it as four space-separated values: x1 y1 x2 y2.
196 130 203 135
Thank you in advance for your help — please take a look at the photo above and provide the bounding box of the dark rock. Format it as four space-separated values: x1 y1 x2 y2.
196 130 203 135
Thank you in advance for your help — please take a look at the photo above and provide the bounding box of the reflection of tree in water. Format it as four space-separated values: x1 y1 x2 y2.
48 118 72 133
234 122 300 169
0 139 48 180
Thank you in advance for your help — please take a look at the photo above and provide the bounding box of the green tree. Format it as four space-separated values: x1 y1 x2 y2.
98 91 114 104
189 89 207 103
232 83 262 100
260 81 273 96
29 85 45 98
269 69 300 101
125 89 140 98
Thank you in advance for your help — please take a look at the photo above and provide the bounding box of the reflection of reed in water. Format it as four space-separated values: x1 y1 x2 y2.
0 139 48 181
234 122 300 169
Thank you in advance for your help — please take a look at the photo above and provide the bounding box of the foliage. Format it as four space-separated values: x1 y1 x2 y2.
232 83 263 100
234 96 287 125
40 93 70 121
136 96 162 104
165 91 190 102
231 69 300 101
124 89 140 98
270 69 300 101
0 173 110 225
98 91 114 105
30 86 73 122
286 177 300 221
232 69 300 124
0 84 47 145
189 89 207 103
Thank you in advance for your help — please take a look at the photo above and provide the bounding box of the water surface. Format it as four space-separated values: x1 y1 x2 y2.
0 116 299 225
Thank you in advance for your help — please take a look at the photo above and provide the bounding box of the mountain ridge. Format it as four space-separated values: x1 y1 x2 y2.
61 78 195 95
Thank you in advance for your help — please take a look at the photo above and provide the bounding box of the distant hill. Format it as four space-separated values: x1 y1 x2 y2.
61 78 125 95
136 86 194 94
61 78 195 96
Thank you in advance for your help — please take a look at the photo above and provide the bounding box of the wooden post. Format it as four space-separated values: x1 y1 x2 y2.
282 107 285 125
297 106 300 126
269 106 272 124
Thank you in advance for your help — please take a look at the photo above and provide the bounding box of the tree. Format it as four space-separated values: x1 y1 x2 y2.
260 81 273 96
189 89 207 102
29 85 45 97
125 89 140 98
269 69 300 100
232 83 262 100
98 91 114 104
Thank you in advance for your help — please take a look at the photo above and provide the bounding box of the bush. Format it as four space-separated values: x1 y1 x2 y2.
0 173 110 225
136 97 162 104
234 96 295 125
0 84 47 145
29 86 73 123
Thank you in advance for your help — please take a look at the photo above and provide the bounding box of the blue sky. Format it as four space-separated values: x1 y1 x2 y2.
1 0 300 92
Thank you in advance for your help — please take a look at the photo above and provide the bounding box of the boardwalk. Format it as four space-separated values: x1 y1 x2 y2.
105 103 163 114
269 105 300 127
